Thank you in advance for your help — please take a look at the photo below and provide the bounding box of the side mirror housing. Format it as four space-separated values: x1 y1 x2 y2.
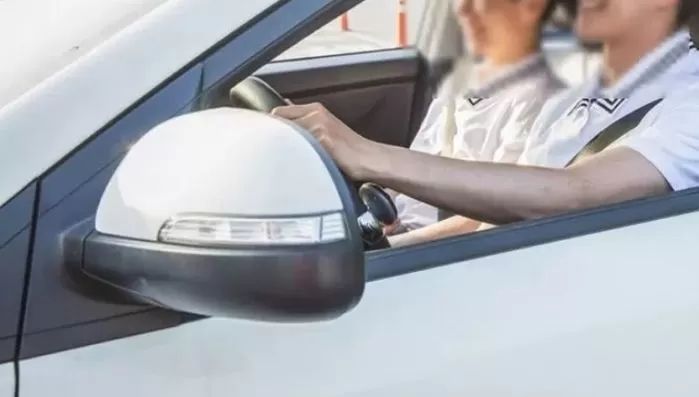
64 108 365 322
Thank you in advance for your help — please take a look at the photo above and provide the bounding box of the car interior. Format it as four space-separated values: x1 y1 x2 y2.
203 0 596 147
198 0 599 248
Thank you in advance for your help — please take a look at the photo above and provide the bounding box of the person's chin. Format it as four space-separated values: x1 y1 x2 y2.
575 24 607 46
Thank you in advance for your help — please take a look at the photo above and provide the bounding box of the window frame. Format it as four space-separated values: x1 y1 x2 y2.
271 0 428 63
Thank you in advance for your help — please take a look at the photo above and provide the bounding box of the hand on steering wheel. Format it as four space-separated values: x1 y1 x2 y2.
229 77 397 250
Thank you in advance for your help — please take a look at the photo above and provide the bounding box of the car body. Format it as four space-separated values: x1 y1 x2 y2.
1 0 699 396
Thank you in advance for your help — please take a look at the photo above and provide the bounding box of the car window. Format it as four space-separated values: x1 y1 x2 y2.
276 0 427 61
275 0 599 85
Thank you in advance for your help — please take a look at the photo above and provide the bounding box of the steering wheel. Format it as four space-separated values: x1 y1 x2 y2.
229 77 396 250
229 76 290 113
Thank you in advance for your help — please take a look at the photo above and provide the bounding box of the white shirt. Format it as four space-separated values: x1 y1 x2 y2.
396 53 566 231
616 51 699 191
519 29 692 168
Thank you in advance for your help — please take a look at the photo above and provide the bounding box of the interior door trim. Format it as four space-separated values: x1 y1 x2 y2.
256 48 420 97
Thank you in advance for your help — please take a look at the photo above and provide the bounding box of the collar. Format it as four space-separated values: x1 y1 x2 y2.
595 28 691 98
464 52 548 98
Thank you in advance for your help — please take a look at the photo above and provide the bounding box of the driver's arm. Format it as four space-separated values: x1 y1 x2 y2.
363 144 669 225
272 83 699 225
389 94 569 245
362 86 699 224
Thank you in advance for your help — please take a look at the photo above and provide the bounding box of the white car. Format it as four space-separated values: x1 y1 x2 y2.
2 0 698 396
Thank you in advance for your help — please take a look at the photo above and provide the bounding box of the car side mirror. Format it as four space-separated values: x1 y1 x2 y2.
63 108 365 322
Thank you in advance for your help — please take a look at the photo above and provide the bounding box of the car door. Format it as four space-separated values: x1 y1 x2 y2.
0 183 36 397
15 1 699 397
13 0 429 395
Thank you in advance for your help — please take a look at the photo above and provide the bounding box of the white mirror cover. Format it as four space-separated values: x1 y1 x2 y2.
95 108 345 241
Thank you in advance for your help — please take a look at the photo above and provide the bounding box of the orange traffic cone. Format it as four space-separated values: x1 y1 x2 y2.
340 13 350 31
397 0 408 47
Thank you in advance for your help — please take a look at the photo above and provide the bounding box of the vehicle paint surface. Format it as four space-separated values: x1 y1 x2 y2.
21 211 699 396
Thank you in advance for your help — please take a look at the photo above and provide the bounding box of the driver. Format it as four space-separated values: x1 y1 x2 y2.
392 0 566 234
272 0 699 235
385 0 696 246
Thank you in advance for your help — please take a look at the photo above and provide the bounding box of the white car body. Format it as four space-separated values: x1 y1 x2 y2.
2 0 698 396
0 0 278 205
21 216 699 396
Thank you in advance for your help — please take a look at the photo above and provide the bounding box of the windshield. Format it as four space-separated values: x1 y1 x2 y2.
0 0 168 109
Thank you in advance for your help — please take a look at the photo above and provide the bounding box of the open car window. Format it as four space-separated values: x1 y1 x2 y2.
276 0 426 61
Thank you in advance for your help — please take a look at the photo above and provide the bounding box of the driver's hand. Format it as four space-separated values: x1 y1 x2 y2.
271 102 374 180
383 219 403 236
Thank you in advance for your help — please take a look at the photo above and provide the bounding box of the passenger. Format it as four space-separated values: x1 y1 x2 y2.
272 0 699 244
390 0 566 234
387 0 697 245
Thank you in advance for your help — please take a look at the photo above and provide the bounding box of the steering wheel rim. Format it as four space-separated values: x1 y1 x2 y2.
229 77 390 250
229 76 288 113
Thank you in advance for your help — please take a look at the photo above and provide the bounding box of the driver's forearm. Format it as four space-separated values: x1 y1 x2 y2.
360 143 584 225
389 215 481 247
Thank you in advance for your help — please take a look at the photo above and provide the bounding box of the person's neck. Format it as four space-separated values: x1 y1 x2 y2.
486 44 539 68
601 27 676 87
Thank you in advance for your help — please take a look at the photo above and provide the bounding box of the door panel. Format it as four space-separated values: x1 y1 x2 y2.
289 82 416 147
257 48 425 148
19 209 699 396
0 364 13 397
0 183 36 364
